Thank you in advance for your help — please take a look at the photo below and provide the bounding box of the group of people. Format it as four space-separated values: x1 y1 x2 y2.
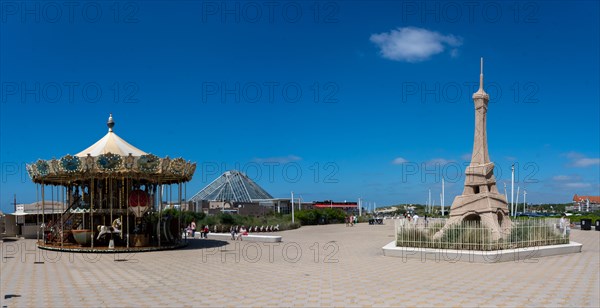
559 215 571 236
230 225 249 241
186 220 210 239
401 213 428 226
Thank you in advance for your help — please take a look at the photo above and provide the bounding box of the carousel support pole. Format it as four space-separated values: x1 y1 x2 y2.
120 176 124 241
104 178 108 227
55 185 59 228
178 182 182 241
110 178 113 228
82 184 85 229
36 184 40 243
109 177 114 250
50 187 58 224
91 177 95 249
185 182 188 240
41 183 45 243
158 183 162 247
126 177 130 248
61 183 65 248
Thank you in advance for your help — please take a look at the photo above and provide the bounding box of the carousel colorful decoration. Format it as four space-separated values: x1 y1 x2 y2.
27 114 196 252
27 151 195 183
128 190 150 218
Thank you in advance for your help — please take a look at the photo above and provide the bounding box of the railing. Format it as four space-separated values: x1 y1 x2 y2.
50 195 82 242
396 218 569 251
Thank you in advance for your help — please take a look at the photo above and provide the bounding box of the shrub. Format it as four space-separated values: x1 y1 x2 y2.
438 223 493 250
218 213 235 225
509 222 567 247
396 228 430 247
294 208 347 225
295 210 318 225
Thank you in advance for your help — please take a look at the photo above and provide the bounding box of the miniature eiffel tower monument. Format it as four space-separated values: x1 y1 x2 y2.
435 58 512 240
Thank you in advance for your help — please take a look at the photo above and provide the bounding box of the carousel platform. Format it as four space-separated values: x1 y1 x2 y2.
36 241 188 253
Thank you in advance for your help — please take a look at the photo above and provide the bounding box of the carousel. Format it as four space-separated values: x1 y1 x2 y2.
27 114 196 252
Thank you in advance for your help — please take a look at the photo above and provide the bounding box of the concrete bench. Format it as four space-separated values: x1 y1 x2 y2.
206 233 282 243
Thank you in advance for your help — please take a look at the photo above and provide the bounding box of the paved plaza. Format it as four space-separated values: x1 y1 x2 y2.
1 222 599 307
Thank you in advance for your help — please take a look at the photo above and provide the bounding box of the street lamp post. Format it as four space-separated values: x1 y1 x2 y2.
358 198 362 216
291 191 295 224
523 189 527 213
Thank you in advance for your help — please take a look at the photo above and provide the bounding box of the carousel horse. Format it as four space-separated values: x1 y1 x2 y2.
97 218 122 240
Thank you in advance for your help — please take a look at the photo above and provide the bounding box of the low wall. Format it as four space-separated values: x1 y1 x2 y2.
382 241 583 263
206 233 282 243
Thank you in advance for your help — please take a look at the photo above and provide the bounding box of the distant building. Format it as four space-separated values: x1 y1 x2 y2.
4 201 65 238
311 201 359 214
570 194 600 212
189 170 294 215
189 170 360 216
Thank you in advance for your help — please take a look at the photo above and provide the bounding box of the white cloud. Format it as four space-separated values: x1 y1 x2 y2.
252 155 301 164
461 153 471 161
370 27 463 63
552 175 574 181
573 158 600 167
564 182 591 188
392 157 408 164
565 152 600 167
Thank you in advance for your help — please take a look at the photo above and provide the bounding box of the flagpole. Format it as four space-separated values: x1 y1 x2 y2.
441 178 445 216
511 164 515 217
291 191 295 224
515 186 520 215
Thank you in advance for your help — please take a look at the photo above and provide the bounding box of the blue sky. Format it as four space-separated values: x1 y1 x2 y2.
1 1 599 213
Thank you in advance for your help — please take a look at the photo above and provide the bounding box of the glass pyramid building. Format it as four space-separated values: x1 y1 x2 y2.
189 170 274 203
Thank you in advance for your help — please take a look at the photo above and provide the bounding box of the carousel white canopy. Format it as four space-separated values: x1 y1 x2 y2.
28 114 196 185
75 114 147 158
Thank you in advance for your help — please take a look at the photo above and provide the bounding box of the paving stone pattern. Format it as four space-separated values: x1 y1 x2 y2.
1 222 599 307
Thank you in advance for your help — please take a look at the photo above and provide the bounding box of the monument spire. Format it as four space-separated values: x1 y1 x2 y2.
474 57 488 97
479 57 483 91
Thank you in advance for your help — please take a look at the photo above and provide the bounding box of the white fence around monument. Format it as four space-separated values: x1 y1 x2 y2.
395 218 569 251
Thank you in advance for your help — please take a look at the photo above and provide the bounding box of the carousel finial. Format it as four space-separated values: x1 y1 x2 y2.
107 113 115 132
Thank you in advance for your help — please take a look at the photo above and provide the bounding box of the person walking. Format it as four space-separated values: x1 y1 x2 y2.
237 226 248 241
563 217 571 237
559 215 567 233
230 225 236 240
190 220 197 238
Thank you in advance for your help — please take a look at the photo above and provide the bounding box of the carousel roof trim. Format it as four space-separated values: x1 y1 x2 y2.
75 114 147 157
